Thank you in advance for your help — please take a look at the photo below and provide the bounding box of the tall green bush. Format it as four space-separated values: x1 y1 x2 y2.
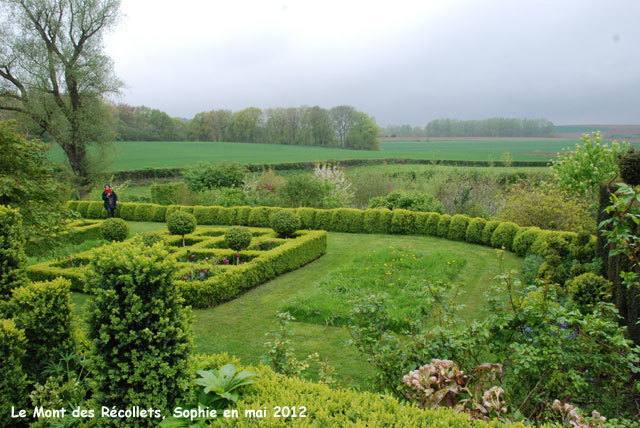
8 278 76 383
272 211 301 237
0 319 29 428
490 222 520 250
481 221 500 245
390 209 416 234
0 206 28 297
425 212 442 236
436 214 452 238
167 211 197 246
87 241 192 426
182 161 246 191
465 217 487 244
447 214 470 241
362 209 391 234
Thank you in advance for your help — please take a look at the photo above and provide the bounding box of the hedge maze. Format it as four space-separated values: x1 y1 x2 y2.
27 226 327 308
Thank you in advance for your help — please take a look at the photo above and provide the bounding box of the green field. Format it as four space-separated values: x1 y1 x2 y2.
48 139 589 171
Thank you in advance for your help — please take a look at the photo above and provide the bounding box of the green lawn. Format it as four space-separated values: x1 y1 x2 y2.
70 223 522 389
49 139 588 171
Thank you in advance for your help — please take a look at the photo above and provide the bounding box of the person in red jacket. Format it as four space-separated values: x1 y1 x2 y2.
102 184 118 218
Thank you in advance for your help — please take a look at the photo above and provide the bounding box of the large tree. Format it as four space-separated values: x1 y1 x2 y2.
0 0 122 193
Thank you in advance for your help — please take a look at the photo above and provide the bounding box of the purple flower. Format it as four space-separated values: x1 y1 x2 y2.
568 329 578 340
270 240 274 244
69 259 73 263
257 242 262 247
188 273 192 278
203 269 207 273
222 257 229 264
522 326 533 335
183 276 187 280
191 254 196 258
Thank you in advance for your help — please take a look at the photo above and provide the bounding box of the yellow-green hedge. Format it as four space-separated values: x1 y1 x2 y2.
66 201 587 260
191 353 537 428
27 226 327 308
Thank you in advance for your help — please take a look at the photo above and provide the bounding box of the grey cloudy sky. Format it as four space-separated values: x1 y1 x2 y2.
104 0 640 126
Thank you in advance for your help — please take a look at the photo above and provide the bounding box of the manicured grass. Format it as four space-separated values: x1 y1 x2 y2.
49 138 586 171
281 247 467 330
69 225 522 389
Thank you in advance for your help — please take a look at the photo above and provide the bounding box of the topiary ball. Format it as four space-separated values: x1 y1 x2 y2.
619 149 640 186
100 218 129 242
566 273 612 313
167 211 197 237
224 226 252 251
271 210 301 238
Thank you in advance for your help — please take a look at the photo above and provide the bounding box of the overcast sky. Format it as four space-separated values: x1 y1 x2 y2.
104 0 640 126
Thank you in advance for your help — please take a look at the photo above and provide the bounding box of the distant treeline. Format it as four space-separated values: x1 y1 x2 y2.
112 104 380 150
382 118 555 138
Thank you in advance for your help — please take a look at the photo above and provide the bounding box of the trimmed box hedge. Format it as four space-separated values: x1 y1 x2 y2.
65 201 593 262
27 226 327 308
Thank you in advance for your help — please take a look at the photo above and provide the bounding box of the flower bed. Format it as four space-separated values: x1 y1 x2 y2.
26 227 327 308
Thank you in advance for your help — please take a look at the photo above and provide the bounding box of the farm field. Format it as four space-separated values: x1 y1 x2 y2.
70 222 523 389
47 138 594 171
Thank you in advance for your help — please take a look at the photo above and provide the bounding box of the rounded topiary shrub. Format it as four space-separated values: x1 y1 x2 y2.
224 226 253 251
167 211 197 245
272 210 301 238
512 227 542 257
426 213 442 236
100 218 129 242
136 231 167 247
436 214 452 238
465 217 487 244
390 209 415 234
447 214 471 241
619 149 640 186
566 273 612 312
481 221 500 245
490 222 520 250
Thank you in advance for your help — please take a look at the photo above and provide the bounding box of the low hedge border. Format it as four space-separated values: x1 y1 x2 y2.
27 227 327 308
67 201 595 261
191 353 535 428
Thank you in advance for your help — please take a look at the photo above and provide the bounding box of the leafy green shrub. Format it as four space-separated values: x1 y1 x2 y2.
362 209 391 234
296 207 316 229
447 214 470 241
368 191 444 213
150 182 190 205
619 149 640 186
388 209 415 234
551 132 629 198
512 227 543 256
8 278 76 383
278 174 332 208
571 230 596 264
233 206 252 225
87 201 107 219
498 183 595 233
100 218 130 242
0 319 28 427
167 211 197 246
0 206 28 297
217 207 236 225
567 273 612 313
272 211 301 238
465 217 487 244
521 254 545 285
87 241 192 425
425 212 442 236
197 187 247 207
182 161 246 191
481 221 500 245
224 226 253 251
436 214 452 238
135 231 167 247
529 230 554 256
490 222 519 250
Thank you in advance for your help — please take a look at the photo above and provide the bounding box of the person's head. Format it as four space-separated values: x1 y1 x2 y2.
104 184 111 190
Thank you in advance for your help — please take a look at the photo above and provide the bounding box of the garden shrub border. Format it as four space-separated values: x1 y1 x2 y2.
27 226 327 308
67 201 594 261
